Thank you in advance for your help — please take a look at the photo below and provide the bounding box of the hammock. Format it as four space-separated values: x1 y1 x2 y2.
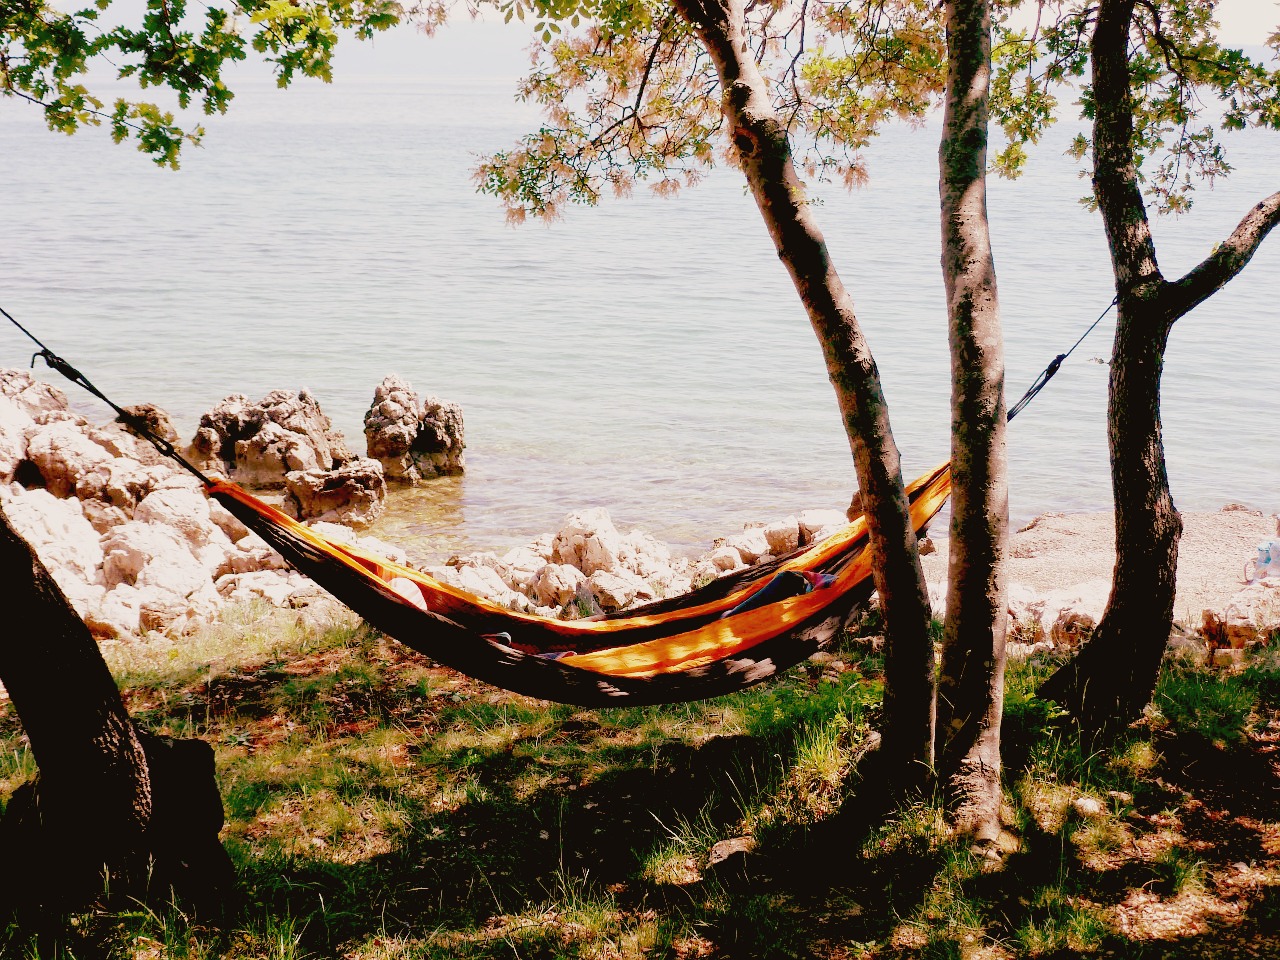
2 301 1109 708
209 462 952 706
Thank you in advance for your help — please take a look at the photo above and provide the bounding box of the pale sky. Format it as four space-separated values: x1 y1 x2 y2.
350 0 1279 79
85 0 1278 83
1216 0 1279 44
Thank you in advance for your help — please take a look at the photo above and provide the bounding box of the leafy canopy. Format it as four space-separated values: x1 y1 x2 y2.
991 0 1280 211
1 0 414 166
5 0 1276 201
476 0 946 220
476 0 1280 219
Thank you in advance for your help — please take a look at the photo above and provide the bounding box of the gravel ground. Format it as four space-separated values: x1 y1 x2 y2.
919 507 1280 627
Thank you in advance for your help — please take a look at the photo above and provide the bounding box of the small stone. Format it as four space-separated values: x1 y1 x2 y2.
1212 647 1245 667
1072 796 1105 819
1050 611 1095 648
707 836 756 869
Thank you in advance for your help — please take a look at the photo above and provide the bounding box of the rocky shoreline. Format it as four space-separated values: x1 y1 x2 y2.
2 367 1276 662
0 368 848 640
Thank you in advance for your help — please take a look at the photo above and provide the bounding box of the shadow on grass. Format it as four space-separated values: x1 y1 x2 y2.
6 630 1280 959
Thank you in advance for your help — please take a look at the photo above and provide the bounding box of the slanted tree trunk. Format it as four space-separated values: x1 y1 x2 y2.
934 0 1008 841
671 0 935 784
1037 0 1280 739
0 506 234 924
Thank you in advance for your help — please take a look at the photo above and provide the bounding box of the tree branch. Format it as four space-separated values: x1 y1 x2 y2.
1167 190 1280 317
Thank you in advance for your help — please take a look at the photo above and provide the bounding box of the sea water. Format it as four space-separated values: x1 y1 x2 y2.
2 43 1277 562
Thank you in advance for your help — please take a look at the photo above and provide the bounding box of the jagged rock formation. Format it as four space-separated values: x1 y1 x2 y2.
190 389 353 488
364 375 465 482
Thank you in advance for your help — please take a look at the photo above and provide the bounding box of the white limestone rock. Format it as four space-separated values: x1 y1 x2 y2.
81 499 130 535
708 545 745 573
1007 580 1110 638
531 562 588 608
423 564 463 589
587 569 654 612
308 521 408 566
24 413 115 497
0 485 104 584
722 527 771 564
192 389 353 488
101 521 192 589
500 545 548 591
216 541 289 578
217 570 304 607
552 508 627 575
457 563 520 606
134 479 225 550
364 375 467 481
0 394 33 483
0 369 69 418
282 458 387 527
762 516 801 556
84 584 143 640
209 498 253 543
798 509 848 544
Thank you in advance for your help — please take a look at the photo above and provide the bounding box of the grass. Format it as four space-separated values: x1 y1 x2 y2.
2 610 1280 958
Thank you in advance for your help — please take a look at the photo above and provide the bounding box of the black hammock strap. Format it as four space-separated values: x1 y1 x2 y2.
1007 297 1116 422
0 304 212 485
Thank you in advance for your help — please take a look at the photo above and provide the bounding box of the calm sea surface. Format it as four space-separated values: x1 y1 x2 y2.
3 67 1277 563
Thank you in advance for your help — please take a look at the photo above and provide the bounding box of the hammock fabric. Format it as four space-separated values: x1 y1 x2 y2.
208 462 951 707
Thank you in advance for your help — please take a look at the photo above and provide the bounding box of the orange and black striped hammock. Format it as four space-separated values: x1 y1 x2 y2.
6 302 1103 708
208 462 951 706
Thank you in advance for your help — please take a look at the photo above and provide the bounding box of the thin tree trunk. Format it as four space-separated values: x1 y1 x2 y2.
934 0 1008 840
1036 0 1280 739
1038 295 1179 736
671 0 935 783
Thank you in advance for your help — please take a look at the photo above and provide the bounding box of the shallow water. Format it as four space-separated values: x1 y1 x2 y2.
3 70 1277 562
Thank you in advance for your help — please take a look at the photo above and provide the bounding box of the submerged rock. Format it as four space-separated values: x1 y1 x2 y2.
283 458 387 528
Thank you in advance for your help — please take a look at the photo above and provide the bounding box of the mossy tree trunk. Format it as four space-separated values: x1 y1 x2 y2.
1037 0 1280 740
672 0 936 786
934 0 1009 842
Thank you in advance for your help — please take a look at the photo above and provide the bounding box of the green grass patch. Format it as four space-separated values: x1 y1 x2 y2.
4 604 1280 958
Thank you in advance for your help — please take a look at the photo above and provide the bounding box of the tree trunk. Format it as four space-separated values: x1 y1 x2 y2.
1037 295 1179 737
0 505 234 925
0 504 153 918
933 0 1008 840
672 0 935 784
1035 0 1280 740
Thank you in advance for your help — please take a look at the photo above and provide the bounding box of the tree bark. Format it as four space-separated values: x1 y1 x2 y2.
0 505 234 924
934 0 1008 841
1037 0 1280 739
672 0 935 784
0 504 153 917
1037 293 1180 737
